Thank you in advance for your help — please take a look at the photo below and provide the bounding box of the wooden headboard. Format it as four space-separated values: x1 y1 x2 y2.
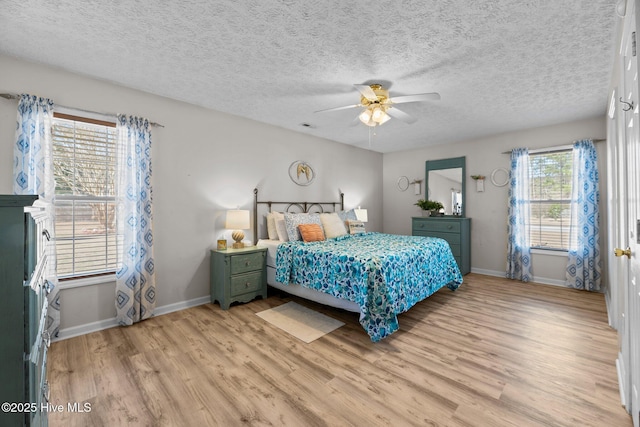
253 188 344 243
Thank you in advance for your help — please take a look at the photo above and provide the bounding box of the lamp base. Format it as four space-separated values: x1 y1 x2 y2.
231 230 245 249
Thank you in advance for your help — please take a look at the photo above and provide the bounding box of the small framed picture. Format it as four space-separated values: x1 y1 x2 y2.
217 239 227 250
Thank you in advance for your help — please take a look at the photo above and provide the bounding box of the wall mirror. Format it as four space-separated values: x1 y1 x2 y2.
425 156 466 217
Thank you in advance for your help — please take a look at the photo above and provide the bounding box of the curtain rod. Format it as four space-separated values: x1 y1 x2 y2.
501 138 605 154
0 93 164 128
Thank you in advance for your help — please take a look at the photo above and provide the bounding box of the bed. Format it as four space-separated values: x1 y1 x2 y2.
253 188 463 342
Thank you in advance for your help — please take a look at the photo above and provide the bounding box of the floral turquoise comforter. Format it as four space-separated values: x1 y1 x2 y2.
275 232 462 341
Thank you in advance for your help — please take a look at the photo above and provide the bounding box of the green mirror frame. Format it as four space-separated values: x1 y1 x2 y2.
424 156 466 217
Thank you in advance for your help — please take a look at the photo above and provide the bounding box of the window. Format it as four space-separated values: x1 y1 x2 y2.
528 149 573 250
52 113 119 279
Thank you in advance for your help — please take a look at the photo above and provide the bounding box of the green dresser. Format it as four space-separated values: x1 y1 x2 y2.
210 246 267 309
412 216 471 275
0 195 52 426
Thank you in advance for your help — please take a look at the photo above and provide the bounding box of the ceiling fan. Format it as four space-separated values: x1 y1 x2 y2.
315 83 440 127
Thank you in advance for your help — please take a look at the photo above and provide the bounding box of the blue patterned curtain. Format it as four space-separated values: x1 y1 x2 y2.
566 140 601 291
115 115 156 325
506 148 532 281
12 94 61 337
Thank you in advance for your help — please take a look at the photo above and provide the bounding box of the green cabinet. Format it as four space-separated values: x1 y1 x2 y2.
412 216 471 275
210 246 267 309
0 195 51 426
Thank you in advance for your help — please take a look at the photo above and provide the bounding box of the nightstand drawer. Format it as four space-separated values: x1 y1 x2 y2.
230 271 263 296
413 218 461 233
230 252 264 274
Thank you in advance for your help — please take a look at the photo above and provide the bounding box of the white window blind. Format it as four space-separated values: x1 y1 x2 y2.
52 113 120 278
528 149 573 250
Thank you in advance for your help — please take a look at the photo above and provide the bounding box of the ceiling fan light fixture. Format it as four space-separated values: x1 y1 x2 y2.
359 108 372 124
378 111 391 125
316 83 439 128
359 105 390 127
371 106 386 122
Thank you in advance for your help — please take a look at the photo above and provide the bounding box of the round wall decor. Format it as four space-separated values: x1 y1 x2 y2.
490 168 509 187
397 176 409 191
289 160 315 186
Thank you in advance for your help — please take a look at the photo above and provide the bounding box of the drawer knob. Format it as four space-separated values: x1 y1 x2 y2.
245 261 250 267
245 282 250 288
447 225 452 229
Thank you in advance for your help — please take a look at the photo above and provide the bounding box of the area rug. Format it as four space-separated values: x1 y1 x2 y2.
256 301 345 343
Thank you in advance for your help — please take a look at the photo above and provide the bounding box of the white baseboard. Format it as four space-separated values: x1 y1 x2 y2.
54 317 120 342
470 268 504 277
605 291 614 328
470 267 567 287
153 295 211 316
53 295 211 342
617 355 627 408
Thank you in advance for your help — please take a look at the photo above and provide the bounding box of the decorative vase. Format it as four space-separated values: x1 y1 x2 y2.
421 210 431 217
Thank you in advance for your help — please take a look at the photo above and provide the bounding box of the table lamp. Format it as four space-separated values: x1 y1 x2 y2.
354 207 368 222
226 209 250 249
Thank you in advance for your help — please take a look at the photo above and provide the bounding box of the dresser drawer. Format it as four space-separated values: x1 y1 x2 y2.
413 218 461 233
419 231 461 245
449 244 461 257
231 252 264 274
230 271 263 296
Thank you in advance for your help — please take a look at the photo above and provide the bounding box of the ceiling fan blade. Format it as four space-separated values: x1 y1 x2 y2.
314 104 361 113
354 84 378 102
386 107 417 124
389 92 441 104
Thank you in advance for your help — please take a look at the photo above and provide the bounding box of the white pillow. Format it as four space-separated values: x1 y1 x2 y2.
266 213 277 240
266 212 283 240
320 212 348 238
275 218 289 242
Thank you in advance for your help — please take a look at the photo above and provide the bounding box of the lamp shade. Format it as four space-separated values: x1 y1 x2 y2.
354 208 368 222
225 209 250 230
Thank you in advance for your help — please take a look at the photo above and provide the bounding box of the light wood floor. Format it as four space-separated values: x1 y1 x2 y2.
48 274 631 426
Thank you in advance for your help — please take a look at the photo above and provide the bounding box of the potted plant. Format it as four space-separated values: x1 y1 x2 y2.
414 199 444 216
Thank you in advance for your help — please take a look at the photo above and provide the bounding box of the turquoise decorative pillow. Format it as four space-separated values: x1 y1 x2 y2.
284 213 321 241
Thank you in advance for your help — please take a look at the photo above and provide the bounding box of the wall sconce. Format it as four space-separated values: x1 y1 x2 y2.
354 206 368 222
225 209 250 248
410 179 423 195
471 175 485 192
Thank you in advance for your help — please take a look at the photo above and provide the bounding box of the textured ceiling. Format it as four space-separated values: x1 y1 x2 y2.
0 0 619 153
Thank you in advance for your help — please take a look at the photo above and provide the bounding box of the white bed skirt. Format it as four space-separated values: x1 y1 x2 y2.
258 239 360 313
266 265 360 313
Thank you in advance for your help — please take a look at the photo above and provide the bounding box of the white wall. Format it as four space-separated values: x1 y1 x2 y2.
382 117 608 285
0 54 383 335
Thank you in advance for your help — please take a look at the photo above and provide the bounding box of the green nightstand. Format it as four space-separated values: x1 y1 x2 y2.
210 246 268 309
